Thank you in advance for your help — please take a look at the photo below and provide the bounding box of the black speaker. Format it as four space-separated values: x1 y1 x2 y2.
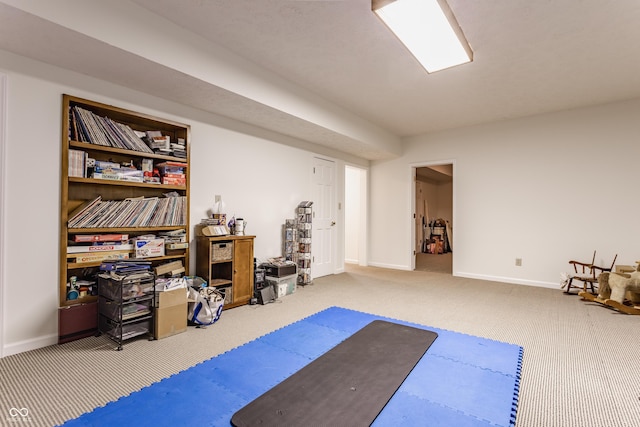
258 286 276 305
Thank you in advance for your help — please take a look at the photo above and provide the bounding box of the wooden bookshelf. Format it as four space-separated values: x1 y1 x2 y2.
59 95 191 315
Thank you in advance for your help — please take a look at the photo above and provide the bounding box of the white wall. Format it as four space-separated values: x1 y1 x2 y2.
344 166 361 263
3 61 62 353
189 124 311 265
0 71 6 358
370 99 640 285
344 165 368 266
417 178 452 224
435 182 452 222
0 50 358 356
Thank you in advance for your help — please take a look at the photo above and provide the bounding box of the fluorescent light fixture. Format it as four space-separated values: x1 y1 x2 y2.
372 0 473 73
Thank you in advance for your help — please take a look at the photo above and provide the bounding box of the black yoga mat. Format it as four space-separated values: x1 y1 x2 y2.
231 320 438 426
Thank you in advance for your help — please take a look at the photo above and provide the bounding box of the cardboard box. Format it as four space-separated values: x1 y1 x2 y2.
135 238 165 258
161 176 186 186
155 287 187 308
154 287 187 339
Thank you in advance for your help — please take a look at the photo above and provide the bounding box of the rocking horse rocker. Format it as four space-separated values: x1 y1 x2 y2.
579 263 640 315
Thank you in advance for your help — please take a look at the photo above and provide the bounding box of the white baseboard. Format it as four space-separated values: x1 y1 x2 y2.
345 262 559 289
2 333 58 357
345 259 369 267
368 261 412 271
454 272 559 289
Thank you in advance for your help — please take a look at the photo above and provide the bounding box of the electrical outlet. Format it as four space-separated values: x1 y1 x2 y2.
515 258 522 267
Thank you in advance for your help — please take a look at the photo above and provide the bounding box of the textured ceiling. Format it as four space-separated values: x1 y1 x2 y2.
2 0 640 160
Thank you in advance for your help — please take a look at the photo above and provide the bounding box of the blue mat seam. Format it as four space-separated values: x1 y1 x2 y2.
428 353 521 378
310 306 524 348
398 396 510 427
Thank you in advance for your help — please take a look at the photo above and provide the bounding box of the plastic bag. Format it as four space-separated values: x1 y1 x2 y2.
187 286 224 326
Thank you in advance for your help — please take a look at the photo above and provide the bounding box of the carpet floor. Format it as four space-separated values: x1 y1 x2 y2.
1 264 639 426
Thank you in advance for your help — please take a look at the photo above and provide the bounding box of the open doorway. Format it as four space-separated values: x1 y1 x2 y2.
414 164 453 274
344 165 367 266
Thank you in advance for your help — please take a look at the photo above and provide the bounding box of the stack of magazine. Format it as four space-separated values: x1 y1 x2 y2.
70 105 155 154
68 195 186 228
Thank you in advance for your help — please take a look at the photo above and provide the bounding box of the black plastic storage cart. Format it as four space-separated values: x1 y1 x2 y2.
98 269 155 350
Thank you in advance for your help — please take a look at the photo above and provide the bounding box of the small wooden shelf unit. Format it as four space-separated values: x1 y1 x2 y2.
195 232 255 309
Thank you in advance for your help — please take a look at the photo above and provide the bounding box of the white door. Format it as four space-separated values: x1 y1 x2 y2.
312 157 336 278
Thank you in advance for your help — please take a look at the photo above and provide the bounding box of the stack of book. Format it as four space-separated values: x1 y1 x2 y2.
142 131 172 155
171 139 187 158
68 149 88 178
68 195 187 229
201 214 227 226
156 161 187 186
70 106 154 154
159 229 188 250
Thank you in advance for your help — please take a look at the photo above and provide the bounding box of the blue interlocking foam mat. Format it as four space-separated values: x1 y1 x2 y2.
61 307 523 427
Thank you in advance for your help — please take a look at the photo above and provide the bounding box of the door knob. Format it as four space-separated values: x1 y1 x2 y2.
331 221 336 226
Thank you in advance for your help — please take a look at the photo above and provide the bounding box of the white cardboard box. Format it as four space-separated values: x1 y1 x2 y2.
135 238 165 258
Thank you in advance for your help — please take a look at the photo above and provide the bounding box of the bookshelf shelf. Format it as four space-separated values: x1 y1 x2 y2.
68 226 189 234
59 95 191 327
68 176 186 191
69 140 185 162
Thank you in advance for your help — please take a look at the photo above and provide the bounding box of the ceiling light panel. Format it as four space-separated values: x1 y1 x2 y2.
373 0 473 73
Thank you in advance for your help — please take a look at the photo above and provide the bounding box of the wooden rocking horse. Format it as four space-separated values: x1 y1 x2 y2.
579 262 640 315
